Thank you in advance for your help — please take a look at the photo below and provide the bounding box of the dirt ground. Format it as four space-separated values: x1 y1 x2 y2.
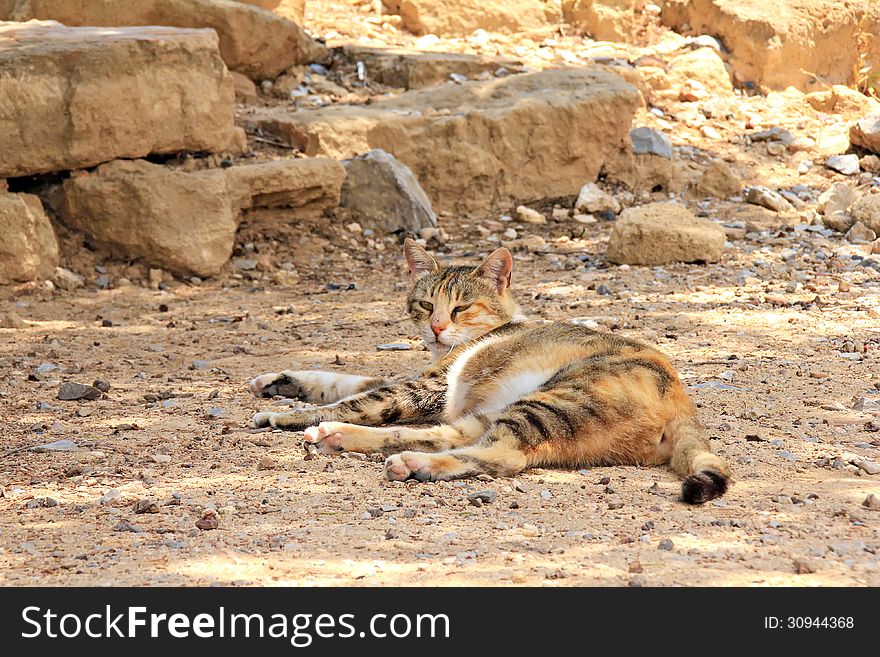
1 1 880 586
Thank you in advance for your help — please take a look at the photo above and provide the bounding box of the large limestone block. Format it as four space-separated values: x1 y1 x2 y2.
383 0 562 36
1 0 320 79
48 158 344 276
0 21 240 178
0 191 59 284
607 202 727 265
661 0 880 91
253 68 640 211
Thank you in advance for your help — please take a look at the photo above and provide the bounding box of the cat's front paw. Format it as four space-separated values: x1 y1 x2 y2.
248 372 307 399
252 411 277 428
303 422 346 454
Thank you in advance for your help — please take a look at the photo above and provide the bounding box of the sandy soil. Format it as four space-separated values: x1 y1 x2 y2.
1 1 879 586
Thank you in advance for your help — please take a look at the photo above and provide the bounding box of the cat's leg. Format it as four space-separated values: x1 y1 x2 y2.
252 378 446 430
302 414 493 454
249 370 390 404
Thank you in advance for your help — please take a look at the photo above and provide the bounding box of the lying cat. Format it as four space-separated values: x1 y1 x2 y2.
250 239 730 504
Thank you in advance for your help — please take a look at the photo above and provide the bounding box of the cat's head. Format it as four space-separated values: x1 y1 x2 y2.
403 238 521 359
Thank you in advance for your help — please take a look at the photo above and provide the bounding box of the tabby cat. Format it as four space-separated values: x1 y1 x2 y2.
251 239 730 504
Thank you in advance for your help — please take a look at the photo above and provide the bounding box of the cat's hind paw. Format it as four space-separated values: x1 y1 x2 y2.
303 422 345 453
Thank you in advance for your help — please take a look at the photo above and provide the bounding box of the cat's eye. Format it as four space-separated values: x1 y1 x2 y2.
418 301 434 312
451 304 472 318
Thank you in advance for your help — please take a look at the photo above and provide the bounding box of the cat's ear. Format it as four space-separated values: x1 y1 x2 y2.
404 238 438 279
474 247 513 293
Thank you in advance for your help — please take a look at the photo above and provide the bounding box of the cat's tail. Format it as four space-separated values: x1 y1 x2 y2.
665 413 730 504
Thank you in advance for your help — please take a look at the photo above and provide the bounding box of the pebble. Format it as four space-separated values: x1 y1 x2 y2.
92 378 111 393
257 456 278 470
57 382 102 401
113 520 143 533
100 489 121 505
628 575 647 587
134 499 160 514
745 186 793 213
657 539 674 551
195 510 219 530
515 205 546 224
826 154 860 176
856 460 880 475
540 490 553 500
467 490 497 505
630 126 673 159
376 343 411 351
862 493 880 510
28 439 78 453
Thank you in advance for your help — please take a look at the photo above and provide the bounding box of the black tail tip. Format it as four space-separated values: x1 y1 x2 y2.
681 470 728 505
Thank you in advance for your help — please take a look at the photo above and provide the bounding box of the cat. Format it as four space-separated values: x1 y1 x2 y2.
250 239 730 504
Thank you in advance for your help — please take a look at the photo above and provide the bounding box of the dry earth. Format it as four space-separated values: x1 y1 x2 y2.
1 0 880 587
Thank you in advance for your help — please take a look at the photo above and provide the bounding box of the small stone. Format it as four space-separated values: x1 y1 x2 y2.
151 453 172 464
859 154 880 173
574 182 620 214
28 439 79 453
196 510 219 530
766 142 786 156
862 493 880 510
376 342 411 351
628 561 644 573
857 460 880 475
628 575 647 587
745 186 794 213
788 137 816 153
92 379 110 393
846 221 877 244
797 160 813 174
658 539 674 551
113 520 142 533
468 490 497 505
233 258 258 271
826 154 860 176
540 490 553 500
130 500 161 518
191 359 212 370
52 267 84 290
793 558 816 575
100 489 122 505
630 127 673 159
772 494 792 504
515 205 546 224
257 456 278 470
57 382 102 401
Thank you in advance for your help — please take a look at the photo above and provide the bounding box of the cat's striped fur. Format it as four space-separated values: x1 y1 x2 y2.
251 239 730 504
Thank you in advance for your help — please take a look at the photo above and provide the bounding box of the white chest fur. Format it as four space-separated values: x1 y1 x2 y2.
443 336 555 420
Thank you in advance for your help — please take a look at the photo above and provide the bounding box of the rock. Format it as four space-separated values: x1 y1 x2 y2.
341 46 520 90
657 538 674 551
226 158 344 214
28 439 79 453
253 68 639 212
851 111 880 154
376 343 412 351
857 460 880 475
863 493 880 510
807 85 879 114
100 489 122 505
516 206 547 224
2 0 322 80
690 161 741 198
502 235 547 253
630 127 673 159
0 311 25 328
384 0 562 36
745 186 794 213
134 499 160 514
666 47 733 96
826 154 861 176
341 150 437 234
113 520 143 533
850 195 880 233
52 267 85 291
818 182 859 232
766 142 787 156
57 382 102 401
662 0 880 90
468 490 497 505
860 154 880 173
0 192 59 284
257 456 278 470
797 160 813 174
846 221 877 243
563 0 638 41
749 127 796 144
574 183 620 214
0 21 241 178
606 202 726 266
231 70 258 103
49 160 237 277
788 137 816 153
238 0 305 23
195 509 219 530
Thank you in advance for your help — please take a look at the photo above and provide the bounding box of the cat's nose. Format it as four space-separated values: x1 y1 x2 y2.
431 324 446 337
